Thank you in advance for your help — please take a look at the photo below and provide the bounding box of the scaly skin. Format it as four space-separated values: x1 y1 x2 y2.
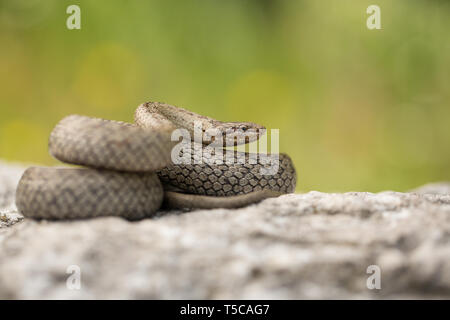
16 102 297 219
16 167 163 220
136 102 296 205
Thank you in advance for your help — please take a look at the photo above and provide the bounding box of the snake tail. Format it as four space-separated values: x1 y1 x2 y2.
163 190 282 210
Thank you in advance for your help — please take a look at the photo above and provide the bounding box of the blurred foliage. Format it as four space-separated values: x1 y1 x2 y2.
0 0 449 192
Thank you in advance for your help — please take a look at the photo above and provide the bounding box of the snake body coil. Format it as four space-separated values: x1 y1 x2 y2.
16 102 296 219
16 167 163 220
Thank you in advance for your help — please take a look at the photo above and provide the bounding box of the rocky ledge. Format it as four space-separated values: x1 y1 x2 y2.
0 161 449 299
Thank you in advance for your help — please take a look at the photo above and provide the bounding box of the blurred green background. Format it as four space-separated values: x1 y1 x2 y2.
0 0 449 192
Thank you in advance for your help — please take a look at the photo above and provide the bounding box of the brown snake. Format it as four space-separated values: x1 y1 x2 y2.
16 102 296 219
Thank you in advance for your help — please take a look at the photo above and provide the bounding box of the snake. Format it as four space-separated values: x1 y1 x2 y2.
15 102 296 220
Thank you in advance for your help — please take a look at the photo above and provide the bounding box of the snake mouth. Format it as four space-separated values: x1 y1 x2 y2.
199 127 266 148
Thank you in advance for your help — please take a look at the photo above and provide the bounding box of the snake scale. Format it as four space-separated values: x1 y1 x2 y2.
16 102 296 220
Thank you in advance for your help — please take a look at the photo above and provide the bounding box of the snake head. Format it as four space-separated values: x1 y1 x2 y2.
206 121 266 146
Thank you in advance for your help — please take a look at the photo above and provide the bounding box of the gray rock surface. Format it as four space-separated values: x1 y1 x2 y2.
0 161 449 299
411 182 450 195
0 160 26 210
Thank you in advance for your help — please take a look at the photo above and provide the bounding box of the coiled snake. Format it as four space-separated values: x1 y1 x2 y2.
16 102 296 219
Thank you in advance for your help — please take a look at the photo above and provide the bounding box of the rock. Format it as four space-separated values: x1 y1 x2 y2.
410 182 450 195
0 161 449 299
0 160 26 210
0 160 26 229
